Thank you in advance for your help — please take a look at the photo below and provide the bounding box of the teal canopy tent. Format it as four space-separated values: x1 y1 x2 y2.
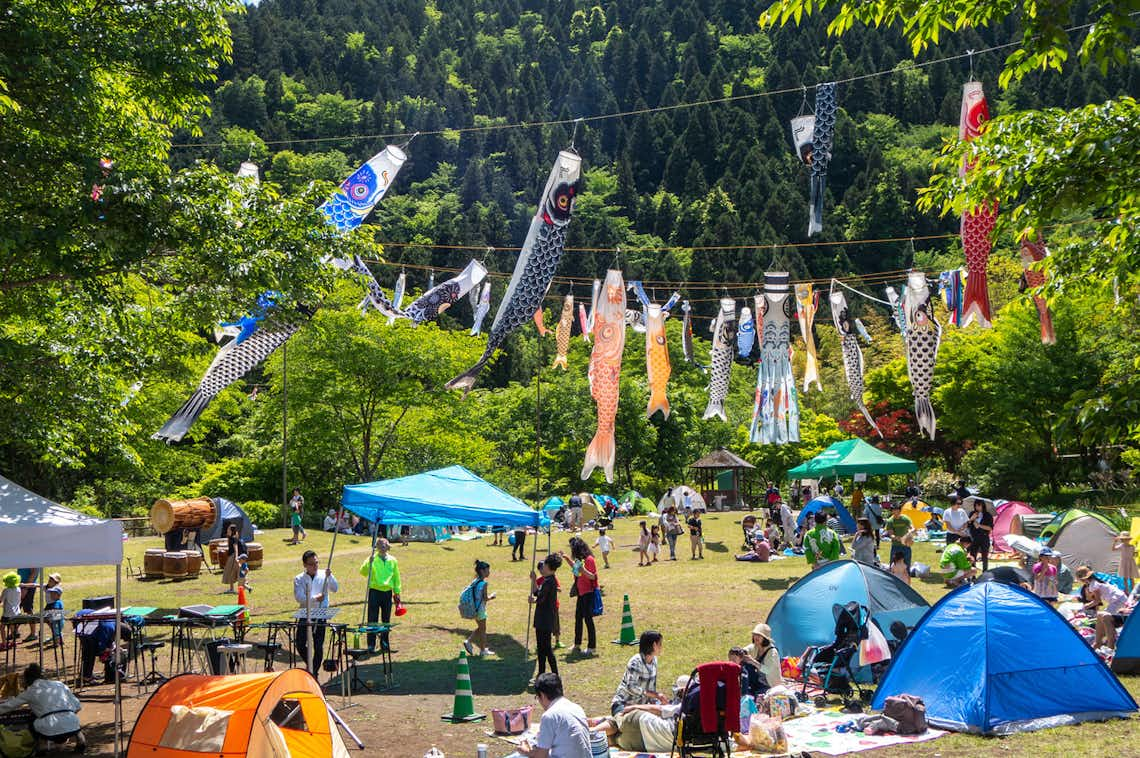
787 438 917 479
342 465 543 528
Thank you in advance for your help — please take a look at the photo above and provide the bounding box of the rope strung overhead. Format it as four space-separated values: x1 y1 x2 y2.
170 24 1100 152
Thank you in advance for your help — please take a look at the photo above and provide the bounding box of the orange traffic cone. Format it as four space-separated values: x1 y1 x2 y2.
237 584 249 634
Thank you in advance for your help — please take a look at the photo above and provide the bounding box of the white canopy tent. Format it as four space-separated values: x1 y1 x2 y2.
0 475 125 754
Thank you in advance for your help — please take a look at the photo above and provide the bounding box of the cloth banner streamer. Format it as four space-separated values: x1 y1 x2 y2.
750 273 800 444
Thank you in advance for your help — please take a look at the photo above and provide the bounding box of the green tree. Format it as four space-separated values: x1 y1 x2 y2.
758 0 1139 289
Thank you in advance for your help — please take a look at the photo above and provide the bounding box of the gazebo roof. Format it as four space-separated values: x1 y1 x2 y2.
689 448 755 470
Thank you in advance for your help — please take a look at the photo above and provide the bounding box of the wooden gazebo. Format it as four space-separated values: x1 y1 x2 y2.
689 448 756 510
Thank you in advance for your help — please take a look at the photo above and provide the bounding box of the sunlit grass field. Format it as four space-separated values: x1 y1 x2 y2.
43 512 1138 756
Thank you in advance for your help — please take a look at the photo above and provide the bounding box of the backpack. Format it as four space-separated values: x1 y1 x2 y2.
458 579 483 619
882 694 927 735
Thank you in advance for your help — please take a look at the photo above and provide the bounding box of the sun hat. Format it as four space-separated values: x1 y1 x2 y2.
1075 566 1095 582
2 573 19 589
47 573 61 584
672 674 691 694
751 622 773 644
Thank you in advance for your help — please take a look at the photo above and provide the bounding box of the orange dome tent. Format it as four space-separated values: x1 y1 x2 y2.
127 669 350 758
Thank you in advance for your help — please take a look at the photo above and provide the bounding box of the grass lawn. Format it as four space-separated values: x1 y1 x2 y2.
24 512 1138 756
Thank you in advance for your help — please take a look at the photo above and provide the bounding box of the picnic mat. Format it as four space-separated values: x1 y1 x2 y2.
779 709 945 755
487 727 788 757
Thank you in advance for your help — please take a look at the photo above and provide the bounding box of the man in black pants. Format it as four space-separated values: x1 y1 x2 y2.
293 550 339 675
358 538 401 652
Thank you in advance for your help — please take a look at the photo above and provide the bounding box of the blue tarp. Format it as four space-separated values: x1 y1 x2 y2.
766 560 929 670
342 465 543 528
872 582 1137 734
796 495 857 533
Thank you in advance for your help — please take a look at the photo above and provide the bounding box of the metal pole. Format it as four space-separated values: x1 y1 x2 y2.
525 357 542 663
282 343 289 528
114 565 122 757
37 570 44 671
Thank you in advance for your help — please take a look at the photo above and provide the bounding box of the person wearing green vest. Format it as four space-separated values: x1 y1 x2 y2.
803 512 841 569
939 534 977 587
884 502 915 569
359 538 401 652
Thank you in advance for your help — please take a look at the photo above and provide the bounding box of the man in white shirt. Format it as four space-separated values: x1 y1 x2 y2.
779 500 795 548
293 550 339 676
518 673 590 758
943 497 970 545
0 664 85 753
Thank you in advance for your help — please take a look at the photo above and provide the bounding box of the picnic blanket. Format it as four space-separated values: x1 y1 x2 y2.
488 726 788 757
779 709 945 755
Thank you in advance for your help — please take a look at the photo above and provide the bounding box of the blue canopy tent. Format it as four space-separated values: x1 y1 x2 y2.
796 495 857 533
872 582 1137 734
342 465 543 528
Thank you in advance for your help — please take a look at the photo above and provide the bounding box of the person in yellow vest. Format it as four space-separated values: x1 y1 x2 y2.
359 538 401 653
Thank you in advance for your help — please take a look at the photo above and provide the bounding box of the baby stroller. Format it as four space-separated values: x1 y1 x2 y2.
799 601 869 703
672 661 742 758
741 515 758 550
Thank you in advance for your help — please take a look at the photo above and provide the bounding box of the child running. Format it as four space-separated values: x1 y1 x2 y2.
637 521 650 566
594 528 614 569
463 560 496 657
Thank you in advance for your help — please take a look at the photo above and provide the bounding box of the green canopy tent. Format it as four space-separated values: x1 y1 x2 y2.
787 438 917 479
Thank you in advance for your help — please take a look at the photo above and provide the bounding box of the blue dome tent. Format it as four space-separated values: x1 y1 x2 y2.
766 560 929 667
1111 611 1140 675
872 582 1137 734
796 495 857 533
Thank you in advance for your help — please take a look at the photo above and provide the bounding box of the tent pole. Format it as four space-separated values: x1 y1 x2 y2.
361 526 379 627
282 343 289 529
37 569 44 671
114 564 122 757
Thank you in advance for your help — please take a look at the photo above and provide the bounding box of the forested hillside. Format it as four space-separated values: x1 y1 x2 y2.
2 0 1137 518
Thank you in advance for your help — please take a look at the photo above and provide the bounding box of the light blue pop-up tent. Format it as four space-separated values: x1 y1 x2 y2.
872 581 1137 734
342 465 543 528
796 495 857 533
766 560 929 674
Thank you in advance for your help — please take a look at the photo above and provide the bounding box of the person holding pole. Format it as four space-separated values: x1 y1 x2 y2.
294 550 338 675
359 537 401 653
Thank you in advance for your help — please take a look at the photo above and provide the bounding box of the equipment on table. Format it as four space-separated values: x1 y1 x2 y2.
82 596 114 611
292 608 340 621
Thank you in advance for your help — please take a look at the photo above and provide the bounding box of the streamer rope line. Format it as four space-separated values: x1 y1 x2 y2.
171 23 1101 151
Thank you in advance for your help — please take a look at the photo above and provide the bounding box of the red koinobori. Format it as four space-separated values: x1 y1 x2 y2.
958 81 998 329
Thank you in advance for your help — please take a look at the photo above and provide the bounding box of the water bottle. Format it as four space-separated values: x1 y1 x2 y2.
353 632 360 649
740 694 758 732
475 744 487 758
